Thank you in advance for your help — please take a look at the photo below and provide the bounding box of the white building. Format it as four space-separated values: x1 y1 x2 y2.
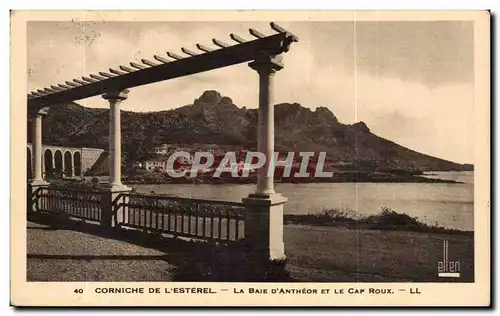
144 152 193 172
152 144 169 155
144 160 168 171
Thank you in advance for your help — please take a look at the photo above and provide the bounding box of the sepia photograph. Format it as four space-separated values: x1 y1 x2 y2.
11 10 491 307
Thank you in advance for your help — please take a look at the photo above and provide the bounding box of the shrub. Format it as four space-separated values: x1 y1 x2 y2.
172 240 294 282
284 206 469 234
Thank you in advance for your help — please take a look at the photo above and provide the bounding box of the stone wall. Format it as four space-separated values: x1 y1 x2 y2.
81 148 105 175
27 143 105 179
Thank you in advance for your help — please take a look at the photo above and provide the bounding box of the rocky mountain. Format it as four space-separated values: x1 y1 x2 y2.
29 90 472 172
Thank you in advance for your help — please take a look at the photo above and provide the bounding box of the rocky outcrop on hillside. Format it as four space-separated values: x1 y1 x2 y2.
30 90 472 172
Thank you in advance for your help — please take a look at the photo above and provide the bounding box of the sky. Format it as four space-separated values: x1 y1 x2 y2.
27 21 474 164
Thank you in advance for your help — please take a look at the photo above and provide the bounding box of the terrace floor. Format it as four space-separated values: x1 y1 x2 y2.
27 220 474 282
27 221 175 282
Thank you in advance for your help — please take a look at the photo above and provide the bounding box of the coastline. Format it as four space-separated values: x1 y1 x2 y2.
121 172 462 185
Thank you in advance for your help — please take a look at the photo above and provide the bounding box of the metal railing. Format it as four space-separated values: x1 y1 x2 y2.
34 187 102 222
113 193 245 242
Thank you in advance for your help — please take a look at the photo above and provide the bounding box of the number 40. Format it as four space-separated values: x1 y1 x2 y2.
74 289 84 294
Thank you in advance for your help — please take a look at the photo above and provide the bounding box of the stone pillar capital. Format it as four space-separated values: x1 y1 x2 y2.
28 107 49 119
103 89 129 102
37 107 49 116
249 55 284 75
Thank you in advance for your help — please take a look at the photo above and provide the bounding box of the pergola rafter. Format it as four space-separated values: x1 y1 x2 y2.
27 22 298 112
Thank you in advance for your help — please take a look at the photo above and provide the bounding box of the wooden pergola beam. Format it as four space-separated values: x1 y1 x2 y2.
196 44 213 53
249 28 265 39
50 85 64 91
270 22 299 42
99 71 116 78
119 65 135 73
30 91 45 97
181 47 198 57
230 33 247 44
130 62 146 70
28 27 297 110
141 59 158 67
73 79 88 85
212 38 229 48
90 74 106 81
167 52 184 60
65 81 80 87
153 55 170 63
58 84 72 89
82 76 97 83
109 68 126 75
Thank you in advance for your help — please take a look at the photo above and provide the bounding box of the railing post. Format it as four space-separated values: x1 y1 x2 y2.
100 188 131 228
27 185 47 214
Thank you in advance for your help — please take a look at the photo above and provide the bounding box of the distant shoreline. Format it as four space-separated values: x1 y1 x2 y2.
58 171 466 190
122 174 462 185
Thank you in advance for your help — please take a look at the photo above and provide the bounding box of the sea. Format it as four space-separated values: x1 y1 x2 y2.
130 171 474 231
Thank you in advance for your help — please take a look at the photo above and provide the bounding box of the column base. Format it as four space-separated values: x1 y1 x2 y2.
29 179 49 187
242 193 287 261
243 192 287 206
100 184 132 193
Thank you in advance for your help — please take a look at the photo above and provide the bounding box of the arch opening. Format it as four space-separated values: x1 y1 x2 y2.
44 149 53 178
64 151 73 177
74 151 82 177
54 150 63 178
64 151 73 178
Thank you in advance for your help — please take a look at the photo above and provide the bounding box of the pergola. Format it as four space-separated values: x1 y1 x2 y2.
28 22 299 260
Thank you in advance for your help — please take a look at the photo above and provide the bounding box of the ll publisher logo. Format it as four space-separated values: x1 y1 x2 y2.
437 240 460 278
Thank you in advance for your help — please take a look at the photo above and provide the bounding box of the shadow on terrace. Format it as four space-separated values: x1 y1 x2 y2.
27 212 295 282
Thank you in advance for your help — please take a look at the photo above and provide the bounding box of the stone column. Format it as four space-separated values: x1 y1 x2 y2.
100 90 131 227
103 90 129 188
243 55 287 262
61 153 65 178
51 152 55 177
68 154 74 178
28 108 49 213
248 55 283 195
30 110 48 185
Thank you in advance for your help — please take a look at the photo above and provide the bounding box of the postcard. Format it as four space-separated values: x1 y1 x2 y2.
10 10 490 307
